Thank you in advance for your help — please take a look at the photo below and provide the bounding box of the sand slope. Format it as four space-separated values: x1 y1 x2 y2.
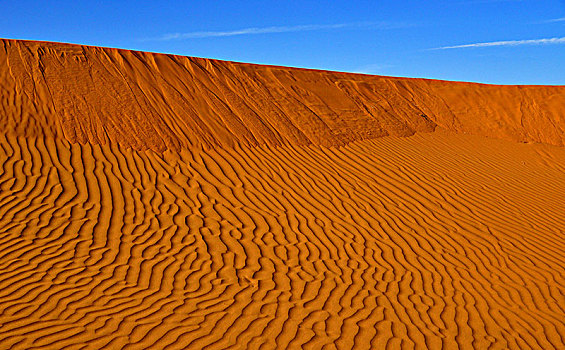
1 39 564 150
0 39 564 349
1 131 564 349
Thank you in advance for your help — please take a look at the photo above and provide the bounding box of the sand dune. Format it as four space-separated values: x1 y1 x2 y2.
1 39 564 150
0 39 564 349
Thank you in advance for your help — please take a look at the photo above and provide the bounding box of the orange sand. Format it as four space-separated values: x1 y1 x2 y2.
0 39 564 349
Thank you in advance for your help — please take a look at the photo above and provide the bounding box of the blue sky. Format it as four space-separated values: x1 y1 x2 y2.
1 0 564 85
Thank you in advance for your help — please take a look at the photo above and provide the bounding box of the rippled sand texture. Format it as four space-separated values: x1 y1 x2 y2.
0 39 565 349
1 131 564 349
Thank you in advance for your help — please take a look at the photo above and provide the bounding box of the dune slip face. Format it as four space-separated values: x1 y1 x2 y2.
0 39 564 349
1 38 564 151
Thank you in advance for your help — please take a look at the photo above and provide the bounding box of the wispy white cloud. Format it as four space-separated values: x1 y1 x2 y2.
461 0 526 3
146 22 410 41
430 36 565 50
543 17 565 23
354 64 395 75
458 0 526 4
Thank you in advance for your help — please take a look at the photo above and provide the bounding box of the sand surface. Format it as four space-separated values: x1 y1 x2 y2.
0 39 564 349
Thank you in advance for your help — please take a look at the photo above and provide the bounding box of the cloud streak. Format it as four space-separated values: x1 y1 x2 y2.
430 36 565 50
543 17 565 23
459 0 525 3
148 22 407 41
354 63 395 75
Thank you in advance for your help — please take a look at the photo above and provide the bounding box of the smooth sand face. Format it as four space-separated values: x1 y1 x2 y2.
0 39 564 349
1 39 564 151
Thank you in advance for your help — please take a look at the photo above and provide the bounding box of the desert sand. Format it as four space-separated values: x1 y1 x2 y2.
0 38 564 349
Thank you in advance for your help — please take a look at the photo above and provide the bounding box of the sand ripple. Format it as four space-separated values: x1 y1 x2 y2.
0 130 564 349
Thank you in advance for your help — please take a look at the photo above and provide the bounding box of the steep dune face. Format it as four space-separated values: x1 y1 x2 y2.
1 38 564 151
0 39 564 349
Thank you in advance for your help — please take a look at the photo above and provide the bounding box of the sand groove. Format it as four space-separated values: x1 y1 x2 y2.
0 130 564 349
